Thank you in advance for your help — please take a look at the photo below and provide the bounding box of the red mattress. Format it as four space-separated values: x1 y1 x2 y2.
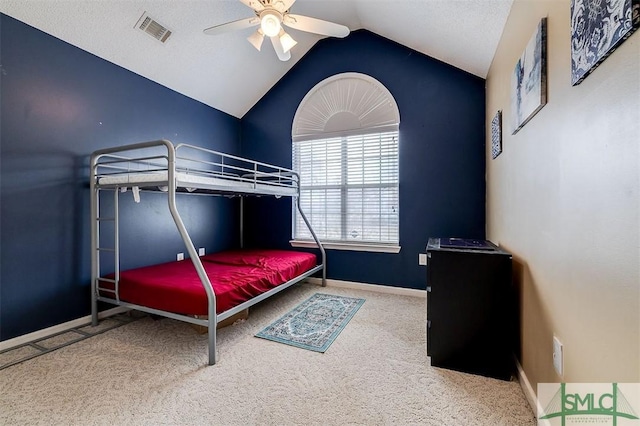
100 249 317 315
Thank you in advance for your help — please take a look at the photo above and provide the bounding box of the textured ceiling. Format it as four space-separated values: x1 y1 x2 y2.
0 0 513 118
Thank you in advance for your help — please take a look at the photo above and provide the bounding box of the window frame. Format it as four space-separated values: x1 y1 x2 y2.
290 73 401 253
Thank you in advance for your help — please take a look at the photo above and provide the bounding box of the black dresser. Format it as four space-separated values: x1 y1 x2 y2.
426 237 514 380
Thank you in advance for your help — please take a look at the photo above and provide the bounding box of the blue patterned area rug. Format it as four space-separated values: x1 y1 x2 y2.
256 293 365 353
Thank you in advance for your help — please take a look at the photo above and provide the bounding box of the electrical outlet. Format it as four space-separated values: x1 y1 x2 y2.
177 252 184 261
198 247 205 256
553 335 563 377
418 253 428 266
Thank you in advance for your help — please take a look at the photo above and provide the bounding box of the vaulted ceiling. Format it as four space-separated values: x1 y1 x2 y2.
1 0 513 118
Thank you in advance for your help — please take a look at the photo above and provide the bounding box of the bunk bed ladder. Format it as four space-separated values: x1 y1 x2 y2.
91 187 121 327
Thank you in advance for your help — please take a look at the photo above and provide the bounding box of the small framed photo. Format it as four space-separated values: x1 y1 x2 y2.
491 110 503 160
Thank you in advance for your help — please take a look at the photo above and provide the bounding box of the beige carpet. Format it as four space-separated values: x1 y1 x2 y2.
0 283 536 425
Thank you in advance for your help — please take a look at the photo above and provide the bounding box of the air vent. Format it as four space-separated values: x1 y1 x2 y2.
136 12 172 43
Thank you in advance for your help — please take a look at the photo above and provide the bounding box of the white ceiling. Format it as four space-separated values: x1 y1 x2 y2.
1 0 513 118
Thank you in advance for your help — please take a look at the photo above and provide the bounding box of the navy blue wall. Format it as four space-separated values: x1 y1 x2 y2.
0 14 241 341
241 30 486 289
0 19 485 340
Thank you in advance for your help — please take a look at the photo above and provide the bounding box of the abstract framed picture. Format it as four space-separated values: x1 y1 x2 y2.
491 110 503 160
510 18 547 135
571 0 640 85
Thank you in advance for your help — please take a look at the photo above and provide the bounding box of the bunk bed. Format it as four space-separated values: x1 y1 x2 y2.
90 139 326 366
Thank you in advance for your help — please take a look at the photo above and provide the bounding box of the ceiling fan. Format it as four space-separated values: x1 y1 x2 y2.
203 0 350 61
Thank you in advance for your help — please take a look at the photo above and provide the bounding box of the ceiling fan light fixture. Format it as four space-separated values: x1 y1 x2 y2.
260 10 282 37
279 32 297 53
247 29 264 51
204 0 349 62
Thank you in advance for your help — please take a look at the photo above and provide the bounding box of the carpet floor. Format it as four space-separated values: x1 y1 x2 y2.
0 282 536 425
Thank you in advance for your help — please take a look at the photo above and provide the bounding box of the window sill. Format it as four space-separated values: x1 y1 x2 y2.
290 240 401 254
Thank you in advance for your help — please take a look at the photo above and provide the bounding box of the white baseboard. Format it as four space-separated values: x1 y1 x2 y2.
306 277 427 298
515 356 542 419
0 307 129 352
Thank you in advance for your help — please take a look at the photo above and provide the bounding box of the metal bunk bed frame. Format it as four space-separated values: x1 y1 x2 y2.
90 139 326 365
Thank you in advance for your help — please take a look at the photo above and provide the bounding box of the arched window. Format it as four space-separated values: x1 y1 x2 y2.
292 73 400 252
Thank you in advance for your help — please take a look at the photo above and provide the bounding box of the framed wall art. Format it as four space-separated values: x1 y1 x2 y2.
510 18 547 135
571 0 640 85
491 110 502 160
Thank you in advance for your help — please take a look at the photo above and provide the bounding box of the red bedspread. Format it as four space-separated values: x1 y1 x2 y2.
101 250 317 315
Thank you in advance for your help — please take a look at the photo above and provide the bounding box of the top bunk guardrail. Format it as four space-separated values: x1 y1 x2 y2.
91 140 299 197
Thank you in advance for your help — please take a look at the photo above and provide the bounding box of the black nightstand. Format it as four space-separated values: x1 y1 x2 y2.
426 237 514 380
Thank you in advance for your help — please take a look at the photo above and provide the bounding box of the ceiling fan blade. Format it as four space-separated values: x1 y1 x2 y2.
272 0 297 13
270 35 291 61
284 14 350 38
203 17 259 36
238 0 265 12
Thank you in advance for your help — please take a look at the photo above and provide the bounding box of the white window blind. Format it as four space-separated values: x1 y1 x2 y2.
293 131 399 245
